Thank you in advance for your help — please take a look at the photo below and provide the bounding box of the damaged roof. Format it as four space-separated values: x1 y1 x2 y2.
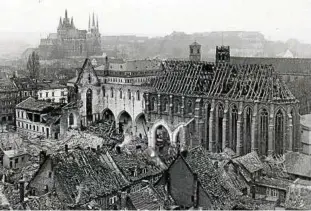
182 146 236 209
51 148 129 205
128 186 164 210
231 56 311 74
150 61 296 102
108 150 164 182
232 151 264 173
284 152 311 178
16 97 61 112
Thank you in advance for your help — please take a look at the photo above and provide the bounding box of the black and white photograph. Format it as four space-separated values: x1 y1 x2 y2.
0 0 310 210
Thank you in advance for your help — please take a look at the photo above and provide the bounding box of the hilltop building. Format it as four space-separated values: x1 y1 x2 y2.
38 10 102 60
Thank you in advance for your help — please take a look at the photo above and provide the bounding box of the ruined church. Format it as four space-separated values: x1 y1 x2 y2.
63 42 300 157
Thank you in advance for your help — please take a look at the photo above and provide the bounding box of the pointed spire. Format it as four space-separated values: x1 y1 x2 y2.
58 17 62 29
71 17 74 28
65 9 68 19
88 14 91 30
96 15 99 31
92 12 95 27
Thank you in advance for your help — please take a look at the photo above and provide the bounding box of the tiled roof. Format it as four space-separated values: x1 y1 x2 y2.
12 77 37 90
128 186 164 210
109 150 164 182
284 152 311 178
232 151 263 173
150 61 296 102
16 97 61 112
183 146 236 209
231 56 311 74
52 148 129 205
125 60 161 72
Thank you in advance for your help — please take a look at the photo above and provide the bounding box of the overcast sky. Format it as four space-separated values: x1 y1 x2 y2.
1 0 311 43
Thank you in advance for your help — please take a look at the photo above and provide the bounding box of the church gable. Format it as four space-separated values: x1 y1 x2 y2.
76 58 100 86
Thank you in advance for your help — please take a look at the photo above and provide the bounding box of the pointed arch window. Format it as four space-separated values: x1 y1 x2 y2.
230 106 238 152
128 89 131 100
163 98 169 112
119 89 123 99
243 107 252 155
86 89 93 121
69 113 74 126
187 100 193 114
174 99 181 114
150 97 156 111
110 87 114 98
216 104 224 153
102 86 105 97
275 110 284 155
136 91 140 101
259 109 269 156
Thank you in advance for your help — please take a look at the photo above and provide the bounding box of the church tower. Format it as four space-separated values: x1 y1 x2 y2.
86 12 102 56
216 46 230 63
189 41 201 62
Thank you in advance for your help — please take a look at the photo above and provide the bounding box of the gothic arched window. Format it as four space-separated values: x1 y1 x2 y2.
230 105 238 152
150 97 156 111
110 87 114 98
275 109 284 155
119 89 123 99
187 100 193 114
86 89 93 121
69 113 74 126
243 107 252 154
163 98 169 112
128 89 131 100
259 109 269 156
102 86 105 97
137 91 140 101
174 99 181 114
217 104 224 153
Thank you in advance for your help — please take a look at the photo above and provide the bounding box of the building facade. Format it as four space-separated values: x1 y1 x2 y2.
65 43 300 157
38 10 102 60
38 83 68 103
16 97 63 139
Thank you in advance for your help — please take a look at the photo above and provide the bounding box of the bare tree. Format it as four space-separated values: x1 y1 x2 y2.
27 51 40 80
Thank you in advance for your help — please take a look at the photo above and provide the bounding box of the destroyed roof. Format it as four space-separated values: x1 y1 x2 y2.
109 150 164 182
11 77 37 90
24 192 65 210
3 149 28 158
286 180 311 210
182 146 235 209
256 176 292 190
231 56 311 74
232 151 263 173
51 148 129 205
150 61 296 102
16 97 61 112
235 196 277 210
128 186 164 210
284 152 311 178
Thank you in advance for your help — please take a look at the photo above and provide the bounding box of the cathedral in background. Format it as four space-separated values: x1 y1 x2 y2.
38 10 102 59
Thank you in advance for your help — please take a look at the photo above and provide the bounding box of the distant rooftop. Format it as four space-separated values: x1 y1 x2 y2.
16 97 62 112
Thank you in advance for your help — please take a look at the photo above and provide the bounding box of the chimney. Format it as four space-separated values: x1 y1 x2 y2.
120 189 130 209
65 144 68 153
193 173 199 208
19 179 25 203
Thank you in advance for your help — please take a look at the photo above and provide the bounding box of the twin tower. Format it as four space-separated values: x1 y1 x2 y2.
189 42 230 63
